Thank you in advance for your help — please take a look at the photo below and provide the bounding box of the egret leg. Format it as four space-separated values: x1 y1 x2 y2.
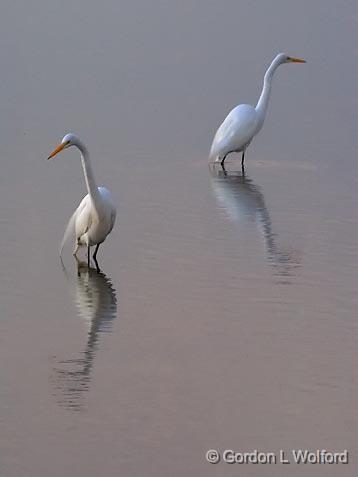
93 258 100 273
220 154 228 168
93 244 100 260
93 244 100 272
241 150 245 170
87 246 90 267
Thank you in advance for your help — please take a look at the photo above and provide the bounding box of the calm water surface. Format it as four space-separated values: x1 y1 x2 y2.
0 0 357 476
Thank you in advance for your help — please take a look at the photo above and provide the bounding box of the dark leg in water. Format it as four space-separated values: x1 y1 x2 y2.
241 150 245 170
93 244 100 260
87 246 90 267
220 154 228 169
93 244 100 272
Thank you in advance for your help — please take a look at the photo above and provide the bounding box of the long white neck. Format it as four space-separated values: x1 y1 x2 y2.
76 141 100 203
255 55 283 126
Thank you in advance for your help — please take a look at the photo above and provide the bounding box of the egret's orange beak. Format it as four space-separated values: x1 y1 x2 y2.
47 142 66 160
289 57 306 63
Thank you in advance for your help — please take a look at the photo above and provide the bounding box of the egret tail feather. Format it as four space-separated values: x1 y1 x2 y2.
60 210 77 256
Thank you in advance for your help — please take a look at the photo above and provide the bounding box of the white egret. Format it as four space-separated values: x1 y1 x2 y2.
48 133 116 266
209 53 306 169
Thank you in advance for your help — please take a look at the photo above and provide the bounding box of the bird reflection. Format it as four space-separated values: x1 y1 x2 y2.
52 260 117 411
210 165 301 283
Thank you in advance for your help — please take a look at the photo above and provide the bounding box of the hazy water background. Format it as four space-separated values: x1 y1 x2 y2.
0 0 357 475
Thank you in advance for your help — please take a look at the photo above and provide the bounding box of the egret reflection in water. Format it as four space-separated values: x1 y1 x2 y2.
210 166 301 283
51 260 117 410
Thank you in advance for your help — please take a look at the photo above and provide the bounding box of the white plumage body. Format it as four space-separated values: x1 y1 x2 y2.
210 104 261 162
74 187 116 248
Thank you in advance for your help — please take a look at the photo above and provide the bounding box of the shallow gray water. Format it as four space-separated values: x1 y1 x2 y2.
0 0 357 476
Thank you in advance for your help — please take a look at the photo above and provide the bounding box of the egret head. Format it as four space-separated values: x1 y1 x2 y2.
47 133 81 159
277 53 306 65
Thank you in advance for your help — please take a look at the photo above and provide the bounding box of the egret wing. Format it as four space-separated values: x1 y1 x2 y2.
59 196 87 255
98 187 117 235
210 104 259 160
74 195 93 242
59 195 92 255
108 209 116 234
